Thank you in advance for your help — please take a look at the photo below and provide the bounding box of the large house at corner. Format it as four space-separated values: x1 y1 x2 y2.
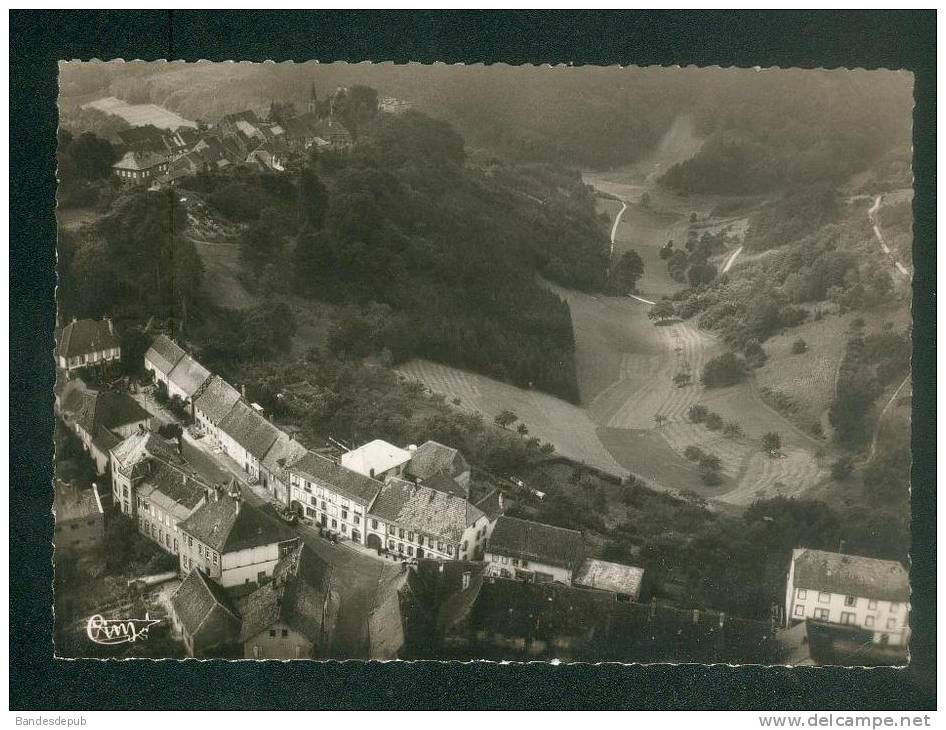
785 548 911 647
144 334 185 392
287 450 382 545
367 477 490 561
192 375 241 446
170 568 242 658
176 486 300 589
57 318 121 374
108 428 178 517
112 150 169 184
239 544 338 660
340 438 412 481
484 515 585 585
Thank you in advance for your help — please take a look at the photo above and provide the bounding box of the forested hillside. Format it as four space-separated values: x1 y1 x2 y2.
60 64 911 180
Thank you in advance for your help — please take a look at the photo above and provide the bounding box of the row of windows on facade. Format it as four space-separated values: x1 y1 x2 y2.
137 499 218 563
795 588 902 612
793 604 903 629
491 555 531 569
67 349 119 366
115 166 167 179
293 478 363 513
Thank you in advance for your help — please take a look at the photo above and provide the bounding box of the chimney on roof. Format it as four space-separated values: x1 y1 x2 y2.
105 317 114 335
234 495 241 515
369 468 376 479
462 571 471 590
177 434 184 457
241 383 247 399
439 563 444 574
838 539 846 555
72 316 76 324
408 444 417 453
498 491 505 510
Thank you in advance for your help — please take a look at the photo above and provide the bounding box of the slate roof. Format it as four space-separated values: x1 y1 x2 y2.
370 478 486 545
218 401 280 461
406 441 470 483
57 319 119 359
367 569 412 660
178 491 298 554
109 430 177 473
260 430 308 477
574 559 645 600
171 568 241 640
62 385 151 437
239 545 334 644
290 451 383 506
167 354 212 399
792 549 910 603
145 334 185 376
193 375 241 425
341 439 412 478
487 516 585 570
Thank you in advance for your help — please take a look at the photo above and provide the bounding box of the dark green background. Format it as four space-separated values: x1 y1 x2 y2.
10 10 936 710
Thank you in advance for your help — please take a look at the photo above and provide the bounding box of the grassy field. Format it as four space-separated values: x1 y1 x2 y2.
82 97 197 130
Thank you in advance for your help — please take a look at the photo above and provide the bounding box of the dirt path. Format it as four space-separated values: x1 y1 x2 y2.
867 373 911 463
868 195 911 281
722 246 743 274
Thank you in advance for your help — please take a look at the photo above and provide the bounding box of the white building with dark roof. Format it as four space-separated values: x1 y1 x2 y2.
485 516 585 585
288 451 383 545
217 400 280 480
785 548 911 646
366 477 489 561
166 353 212 406
144 334 185 390
193 375 241 445
112 150 169 184
57 318 121 373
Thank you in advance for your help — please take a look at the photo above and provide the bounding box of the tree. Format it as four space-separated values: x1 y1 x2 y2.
240 217 284 271
653 413 667 428
640 192 651 209
648 300 676 323
702 352 747 388
494 410 519 429
609 250 645 294
688 405 709 423
723 421 743 439
332 85 380 139
673 371 692 388
831 457 854 481
791 338 808 354
299 168 329 229
516 422 529 436
68 132 118 181
761 432 782 454
684 445 705 461
704 412 724 431
268 100 298 126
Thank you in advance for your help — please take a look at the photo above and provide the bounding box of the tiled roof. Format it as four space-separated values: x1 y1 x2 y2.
144 334 185 376
792 549 910 603
91 390 152 431
113 150 166 171
167 354 211 399
171 568 241 639
260 430 308 477
137 460 211 512
406 441 470 483
178 491 298 554
57 319 119 359
370 478 486 545
54 481 103 523
290 451 383 506
92 424 122 453
574 559 645 600
340 439 412 478
367 569 411 659
239 545 334 644
193 375 241 425
487 516 585 570
109 430 173 471
473 489 509 522
219 401 280 461
420 473 468 500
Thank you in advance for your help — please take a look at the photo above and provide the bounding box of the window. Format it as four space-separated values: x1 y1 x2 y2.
447 545 454 556
258 570 267 583
522 560 529 568
437 541 444 552
397 543 404 554
372 519 378 530
865 616 875 627
417 536 424 547
794 605 804 617
887 618 897 629
399 529 405 539
281 629 288 638
408 532 414 542
188 536 193 548
198 545 204 557
354 515 360 525
253 646 261 659
814 608 829 620
844 595 857 607
796 588 807 599
840 612 856 625
341 524 347 534
331 519 337 529
310 496 317 506
868 599 878 610
341 510 348 521
213 553 218 565
512 558 519 567
321 501 326 511
817 592 830 604
388 540 395 551
407 546 414 556
269 629 276 638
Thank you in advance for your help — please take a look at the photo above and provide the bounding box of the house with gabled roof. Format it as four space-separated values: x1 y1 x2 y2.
217 400 280 481
367 477 490 562
112 150 169 184
192 375 241 446
404 440 471 498
484 515 585 585
58 382 153 474
287 450 382 545
57 317 121 374
108 427 178 516
177 486 299 588
239 545 338 659
785 548 910 647
144 334 185 391
170 568 242 658
135 459 212 556
259 430 308 506
166 353 211 407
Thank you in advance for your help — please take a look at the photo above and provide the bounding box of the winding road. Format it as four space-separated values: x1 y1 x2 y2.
868 194 911 279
